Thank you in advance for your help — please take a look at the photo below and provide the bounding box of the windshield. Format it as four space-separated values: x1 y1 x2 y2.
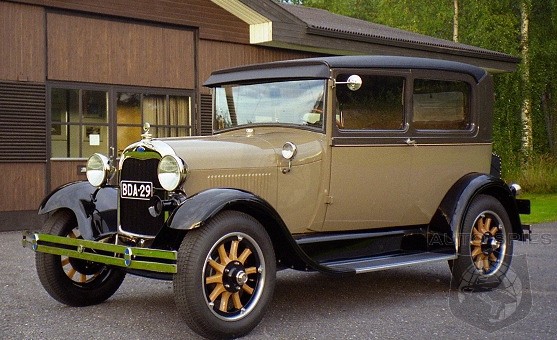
214 79 326 131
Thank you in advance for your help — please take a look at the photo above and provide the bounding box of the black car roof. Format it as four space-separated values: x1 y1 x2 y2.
204 55 488 87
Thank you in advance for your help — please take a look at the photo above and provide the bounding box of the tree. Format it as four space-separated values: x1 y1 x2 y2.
520 0 533 162
530 1 557 156
453 0 459 42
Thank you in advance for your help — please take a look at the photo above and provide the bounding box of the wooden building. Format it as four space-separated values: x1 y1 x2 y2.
0 0 518 230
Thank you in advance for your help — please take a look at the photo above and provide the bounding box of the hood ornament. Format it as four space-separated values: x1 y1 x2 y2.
141 122 152 141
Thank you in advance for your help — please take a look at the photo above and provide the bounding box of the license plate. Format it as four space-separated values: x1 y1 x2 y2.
120 181 153 200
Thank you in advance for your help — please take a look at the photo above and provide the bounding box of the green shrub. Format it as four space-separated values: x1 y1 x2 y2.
504 155 557 194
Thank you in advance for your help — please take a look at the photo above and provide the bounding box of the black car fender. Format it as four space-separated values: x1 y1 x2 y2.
39 181 118 240
431 173 525 253
165 188 350 274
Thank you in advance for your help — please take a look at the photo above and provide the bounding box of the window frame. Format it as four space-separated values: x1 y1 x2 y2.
331 68 478 146
48 82 110 159
409 70 477 139
47 81 195 160
113 85 194 154
332 68 411 146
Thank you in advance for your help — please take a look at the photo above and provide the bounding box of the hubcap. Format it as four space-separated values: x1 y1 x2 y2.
236 270 248 286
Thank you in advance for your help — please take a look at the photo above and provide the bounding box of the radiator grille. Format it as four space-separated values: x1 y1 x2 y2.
119 157 165 236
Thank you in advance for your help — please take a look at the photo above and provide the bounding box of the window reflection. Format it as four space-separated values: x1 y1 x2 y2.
82 90 108 123
50 88 108 158
214 80 325 131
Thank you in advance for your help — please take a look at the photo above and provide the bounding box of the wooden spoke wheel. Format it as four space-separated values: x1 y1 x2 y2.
36 210 126 306
60 228 104 284
174 211 276 339
469 212 506 275
203 233 264 319
450 195 513 289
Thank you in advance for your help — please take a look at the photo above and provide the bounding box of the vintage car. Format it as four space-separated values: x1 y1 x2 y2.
23 56 530 339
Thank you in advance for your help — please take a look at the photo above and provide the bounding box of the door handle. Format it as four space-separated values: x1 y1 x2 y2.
405 138 417 146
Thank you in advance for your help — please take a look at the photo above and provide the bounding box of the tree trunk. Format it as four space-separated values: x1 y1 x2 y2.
520 0 533 162
453 0 459 42
542 86 557 156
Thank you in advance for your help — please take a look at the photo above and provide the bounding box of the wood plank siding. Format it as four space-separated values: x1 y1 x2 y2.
47 12 195 88
49 160 87 191
198 40 320 93
0 163 45 211
0 2 45 82
11 0 249 43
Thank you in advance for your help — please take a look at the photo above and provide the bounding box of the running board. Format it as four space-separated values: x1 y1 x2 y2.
321 252 457 274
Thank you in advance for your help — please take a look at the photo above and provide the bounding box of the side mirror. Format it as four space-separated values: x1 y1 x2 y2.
336 75 362 91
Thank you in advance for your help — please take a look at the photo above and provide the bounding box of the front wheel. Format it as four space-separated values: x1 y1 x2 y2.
450 195 513 290
35 210 126 306
174 211 276 339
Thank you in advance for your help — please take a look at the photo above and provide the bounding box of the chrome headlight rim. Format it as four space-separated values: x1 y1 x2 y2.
86 153 111 187
281 142 297 160
157 154 187 191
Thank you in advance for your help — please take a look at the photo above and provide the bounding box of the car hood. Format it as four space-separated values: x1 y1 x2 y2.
160 127 326 171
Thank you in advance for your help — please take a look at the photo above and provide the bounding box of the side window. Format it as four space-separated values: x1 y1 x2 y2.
336 75 404 130
413 79 470 130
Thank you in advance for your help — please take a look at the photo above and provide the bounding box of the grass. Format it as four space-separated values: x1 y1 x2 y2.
504 155 557 194
501 155 557 224
519 193 557 224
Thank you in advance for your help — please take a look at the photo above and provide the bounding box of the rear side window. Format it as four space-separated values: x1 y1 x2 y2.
413 79 470 130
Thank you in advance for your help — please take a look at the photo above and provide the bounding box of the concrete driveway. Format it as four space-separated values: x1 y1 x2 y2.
1 223 556 339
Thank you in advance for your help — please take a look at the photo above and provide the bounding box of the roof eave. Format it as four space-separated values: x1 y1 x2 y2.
211 0 274 44
305 26 520 73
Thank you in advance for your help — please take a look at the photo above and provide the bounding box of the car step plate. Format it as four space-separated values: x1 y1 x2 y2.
322 252 457 274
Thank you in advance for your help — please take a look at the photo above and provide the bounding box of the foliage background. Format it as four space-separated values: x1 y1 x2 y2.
279 0 557 192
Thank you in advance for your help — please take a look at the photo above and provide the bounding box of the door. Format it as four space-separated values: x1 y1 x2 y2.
323 73 414 231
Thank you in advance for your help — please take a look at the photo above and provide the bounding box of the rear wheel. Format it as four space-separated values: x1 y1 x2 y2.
450 195 513 290
174 211 276 339
36 210 126 306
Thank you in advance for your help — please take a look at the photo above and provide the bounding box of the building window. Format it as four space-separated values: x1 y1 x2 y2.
50 88 109 158
116 92 191 154
50 84 192 158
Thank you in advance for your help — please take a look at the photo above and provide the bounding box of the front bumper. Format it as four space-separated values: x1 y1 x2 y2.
22 231 177 274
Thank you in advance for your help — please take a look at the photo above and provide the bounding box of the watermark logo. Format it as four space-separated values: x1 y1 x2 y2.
448 254 531 332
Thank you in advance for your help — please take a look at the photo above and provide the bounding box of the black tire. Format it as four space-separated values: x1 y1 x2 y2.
174 211 276 339
450 195 513 291
36 210 126 306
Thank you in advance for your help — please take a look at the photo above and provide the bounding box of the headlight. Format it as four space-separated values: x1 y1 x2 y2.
281 142 297 160
158 155 186 191
86 153 111 187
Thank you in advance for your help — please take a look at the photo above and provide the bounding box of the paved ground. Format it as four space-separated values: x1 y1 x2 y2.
1 223 556 339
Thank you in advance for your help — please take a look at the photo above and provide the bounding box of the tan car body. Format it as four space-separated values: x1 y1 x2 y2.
163 120 492 236
165 129 328 234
